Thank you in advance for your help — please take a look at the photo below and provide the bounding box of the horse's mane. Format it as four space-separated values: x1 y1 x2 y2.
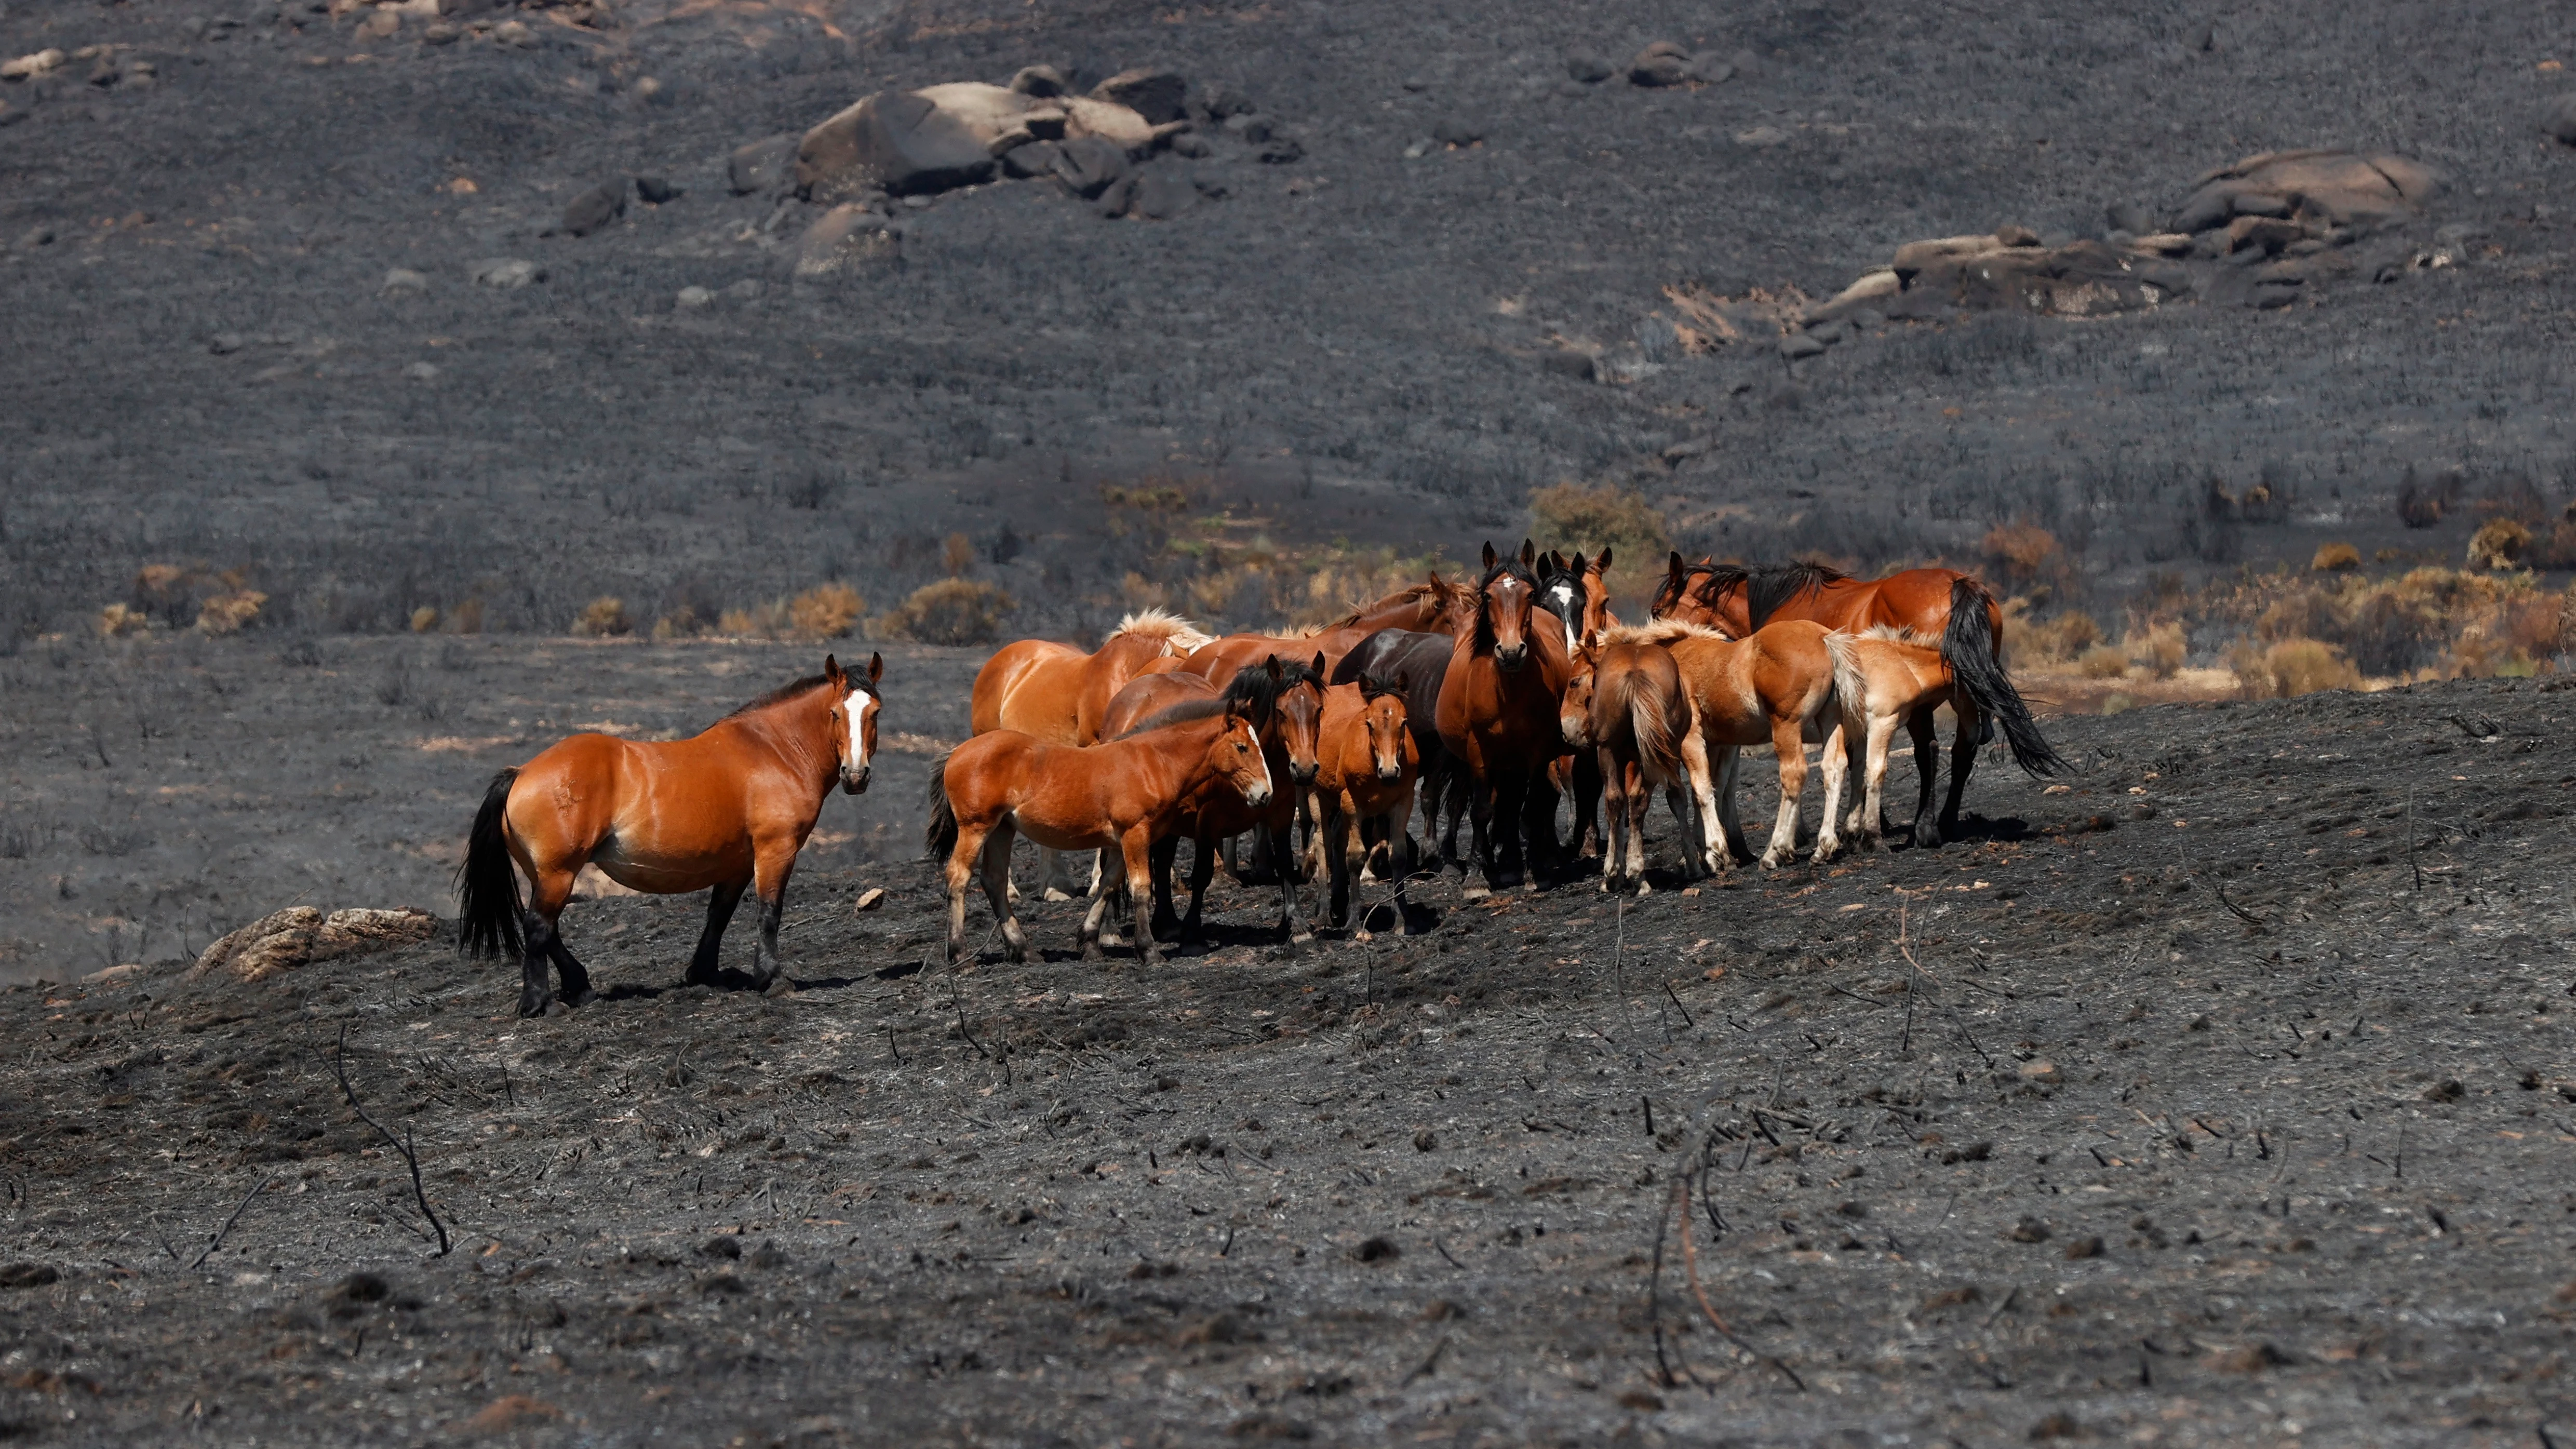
723 674 839 720
1602 619 1732 648
1112 608 1215 656
1653 561 1748 615
1746 561 1849 627
1855 623 1939 647
1126 655 1324 734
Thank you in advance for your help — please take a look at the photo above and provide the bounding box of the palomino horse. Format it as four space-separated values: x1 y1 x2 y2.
1331 628 1464 871
1651 557 2062 839
1313 674 1419 931
1435 541 1577 895
1611 619 1848 870
1125 656 1325 947
1559 637 1691 895
459 653 882 1016
1175 575 1480 689
1817 625 2059 855
926 707 1271 965
970 608 1213 896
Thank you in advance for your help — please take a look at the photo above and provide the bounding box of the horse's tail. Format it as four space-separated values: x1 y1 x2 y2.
1618 664 1690 789
1944 578 2065 775
923 748 960 861
1823 632 1867 728
457 768 524 960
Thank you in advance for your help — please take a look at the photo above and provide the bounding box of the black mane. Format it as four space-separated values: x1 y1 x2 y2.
1746 561 1848 627
1125 655 1324 736
1472 557 1537 651
1654 561 1748 616
723 674 834 720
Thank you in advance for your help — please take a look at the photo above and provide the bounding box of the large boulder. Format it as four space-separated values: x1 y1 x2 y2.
789 203 897 279
728 134 798 195
796 83 1158 200
2169 150 2442 236
1090 67 1186 125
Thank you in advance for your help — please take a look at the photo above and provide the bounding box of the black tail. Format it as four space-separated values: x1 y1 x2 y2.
923 749 959 862
457 768 524 959
1943 578 2066 775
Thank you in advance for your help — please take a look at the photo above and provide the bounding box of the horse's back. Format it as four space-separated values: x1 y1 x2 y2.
1100 671 1216 741
973 638 1086 741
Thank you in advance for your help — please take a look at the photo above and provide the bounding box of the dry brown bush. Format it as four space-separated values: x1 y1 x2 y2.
2008 604 2101 665
2311 542 2360 573
196 591 266 636
788 583 864 639
1527 482 1671 564
887 579 1015 645
409 606 440 633
2468 518 2532 570
573 597 632 637
2122 621 2188 679
2076 645 2129 679
98 603 150 637
451 599 485 635
942 533 976 578
1982 522 2064 586
652 607 707 641
2247 637 2362 697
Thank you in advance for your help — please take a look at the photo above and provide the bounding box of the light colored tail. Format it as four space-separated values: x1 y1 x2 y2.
1626 670 1689 787
1823 633 1869 732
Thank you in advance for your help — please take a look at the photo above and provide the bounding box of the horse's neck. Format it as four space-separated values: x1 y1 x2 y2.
727 700 836 794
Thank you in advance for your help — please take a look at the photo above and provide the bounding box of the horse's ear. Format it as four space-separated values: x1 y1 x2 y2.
1518 539 1537 569
823 653 844 686
1310 651 1325 677
1480 541 1498 572
1667 551 1684 580
1534 553 1557 583
1595 545 1613 573
1391 669 1407 695
1265 654 1283 683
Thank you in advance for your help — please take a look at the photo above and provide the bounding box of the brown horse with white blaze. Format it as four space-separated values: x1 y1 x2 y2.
1653 557 2063 841
970 608 1213 896
458 653 882 1017
925 708 1272 966
1436 541 1576 894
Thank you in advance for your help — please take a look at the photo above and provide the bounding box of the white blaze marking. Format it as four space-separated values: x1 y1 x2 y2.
848 692 877 771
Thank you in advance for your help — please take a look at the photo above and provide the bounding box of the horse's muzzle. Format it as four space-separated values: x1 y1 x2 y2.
1494 645 1528 674
842 767 871 795
1243 781 1274 807
1560 716 1588 748
1376 763 1404 784
1290 763 1320 786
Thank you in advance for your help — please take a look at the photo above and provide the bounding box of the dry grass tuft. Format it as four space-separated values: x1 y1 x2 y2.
788 583 864 639
572 597 632 638
2122 621 2188 679
1527 482 1671 565
2076 644 2130 679
2310 542 2360 573
886 579 1015 645
2008 603 2101 664
1982 522 2065 587
2233 637 2362 697
409 606 441 634
2467 519 2531 571
98 603 151 637
196 590 266 636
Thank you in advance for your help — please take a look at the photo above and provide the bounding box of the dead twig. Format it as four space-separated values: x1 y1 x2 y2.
334 1025 451 1257
189 1175 274 1270
1671 1168 1804 1391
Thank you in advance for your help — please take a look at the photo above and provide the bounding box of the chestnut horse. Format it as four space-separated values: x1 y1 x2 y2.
1651 558 2063 837
1559 637 1691 895
1313 674 1419 931
1177 575 1479 689
1435 542 1577 895
1331 627 1465 872
459 653 882 1016
1118 656 1325 947
1536 548 1618 857
925 707 1271 965
1613 620 1847 871
970 608 1213 897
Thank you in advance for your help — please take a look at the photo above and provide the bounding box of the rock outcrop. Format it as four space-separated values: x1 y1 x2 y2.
188 906 437 985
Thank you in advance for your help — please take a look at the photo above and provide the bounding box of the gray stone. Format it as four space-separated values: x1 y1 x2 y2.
380 267 427 295
402 361 438 381
1165 131 1212 160
1220 112 1273 143
1631 42 1690 87
1129 166 1200 220
635 175 682 205
208 332 244 355
2547 95 2576 146
553 180 626 237
1008 64 1066 97
1000 141 1061 179
1052 136 1128 198
796 90 996 199
1431 116 1483 147
1091 68 1187 125
1196 82 1251 119
728 134 797 195
469 258 542 289
676 285 713 309
1778 332 1827 361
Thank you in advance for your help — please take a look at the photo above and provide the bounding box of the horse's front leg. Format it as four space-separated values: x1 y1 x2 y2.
980 820 1026 962
1908 707 1944 849
1121 829 1162 967
688 878 747 988
1272 816 1312 949
747 838 801 992
1146 835 1184 943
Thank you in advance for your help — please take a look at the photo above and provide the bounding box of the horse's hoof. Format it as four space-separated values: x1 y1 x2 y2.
1290 931 1315 947
1460 884 1491 902
762 977 794 998
1041 888 1077 904
569 989 600 1008
518 997 552 1019
544 999 571 1018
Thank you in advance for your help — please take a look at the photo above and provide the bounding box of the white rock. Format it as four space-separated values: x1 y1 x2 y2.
0 49 65 80
469 258 542 289
676 285 714 308
381 267 428 294
403 361 439 380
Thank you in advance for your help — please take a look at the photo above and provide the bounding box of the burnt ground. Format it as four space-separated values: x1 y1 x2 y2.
3 672 2575 1445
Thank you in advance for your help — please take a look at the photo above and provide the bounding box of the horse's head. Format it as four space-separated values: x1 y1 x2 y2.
824 652 883 794
1358 672 1412 784
1215 699 1274 809
1581 547 1618 639
1536 551 1587 664
1270 653 1327 787
1476 540 1541 673
1559 650 1597 749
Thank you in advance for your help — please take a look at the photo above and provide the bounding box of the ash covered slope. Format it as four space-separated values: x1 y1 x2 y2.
2 0 2573 638
1 678 2572 1443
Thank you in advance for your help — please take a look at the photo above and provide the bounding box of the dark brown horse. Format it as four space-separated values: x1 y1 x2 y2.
1331 628 1466 871
1652 556 2063 841
459 653 882 1016
1435 541 1577 895
1176 575 1479 689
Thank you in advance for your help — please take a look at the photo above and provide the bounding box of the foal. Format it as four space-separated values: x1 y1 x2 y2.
1559 637 1692 895
1616 620 1847 871
1313 674 1419 930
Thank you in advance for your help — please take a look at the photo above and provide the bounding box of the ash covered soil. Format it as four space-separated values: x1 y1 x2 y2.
4 670 2576 1445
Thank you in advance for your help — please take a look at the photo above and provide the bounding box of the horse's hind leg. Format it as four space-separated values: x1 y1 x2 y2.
686 878 747 986
516 867 579 1017
1146 836 1184 943
981 822 1027 963
1939 701 1982 841
1908 707 1943 849
1037 846 1079 904
544 930 599 1009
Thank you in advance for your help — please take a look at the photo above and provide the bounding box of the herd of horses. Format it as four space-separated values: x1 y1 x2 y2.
457 547 2063 1016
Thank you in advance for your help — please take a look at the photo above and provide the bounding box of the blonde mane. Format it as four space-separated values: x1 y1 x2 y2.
1112 608 1216 656
1854 623 1940 647
1601 619 1735 648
